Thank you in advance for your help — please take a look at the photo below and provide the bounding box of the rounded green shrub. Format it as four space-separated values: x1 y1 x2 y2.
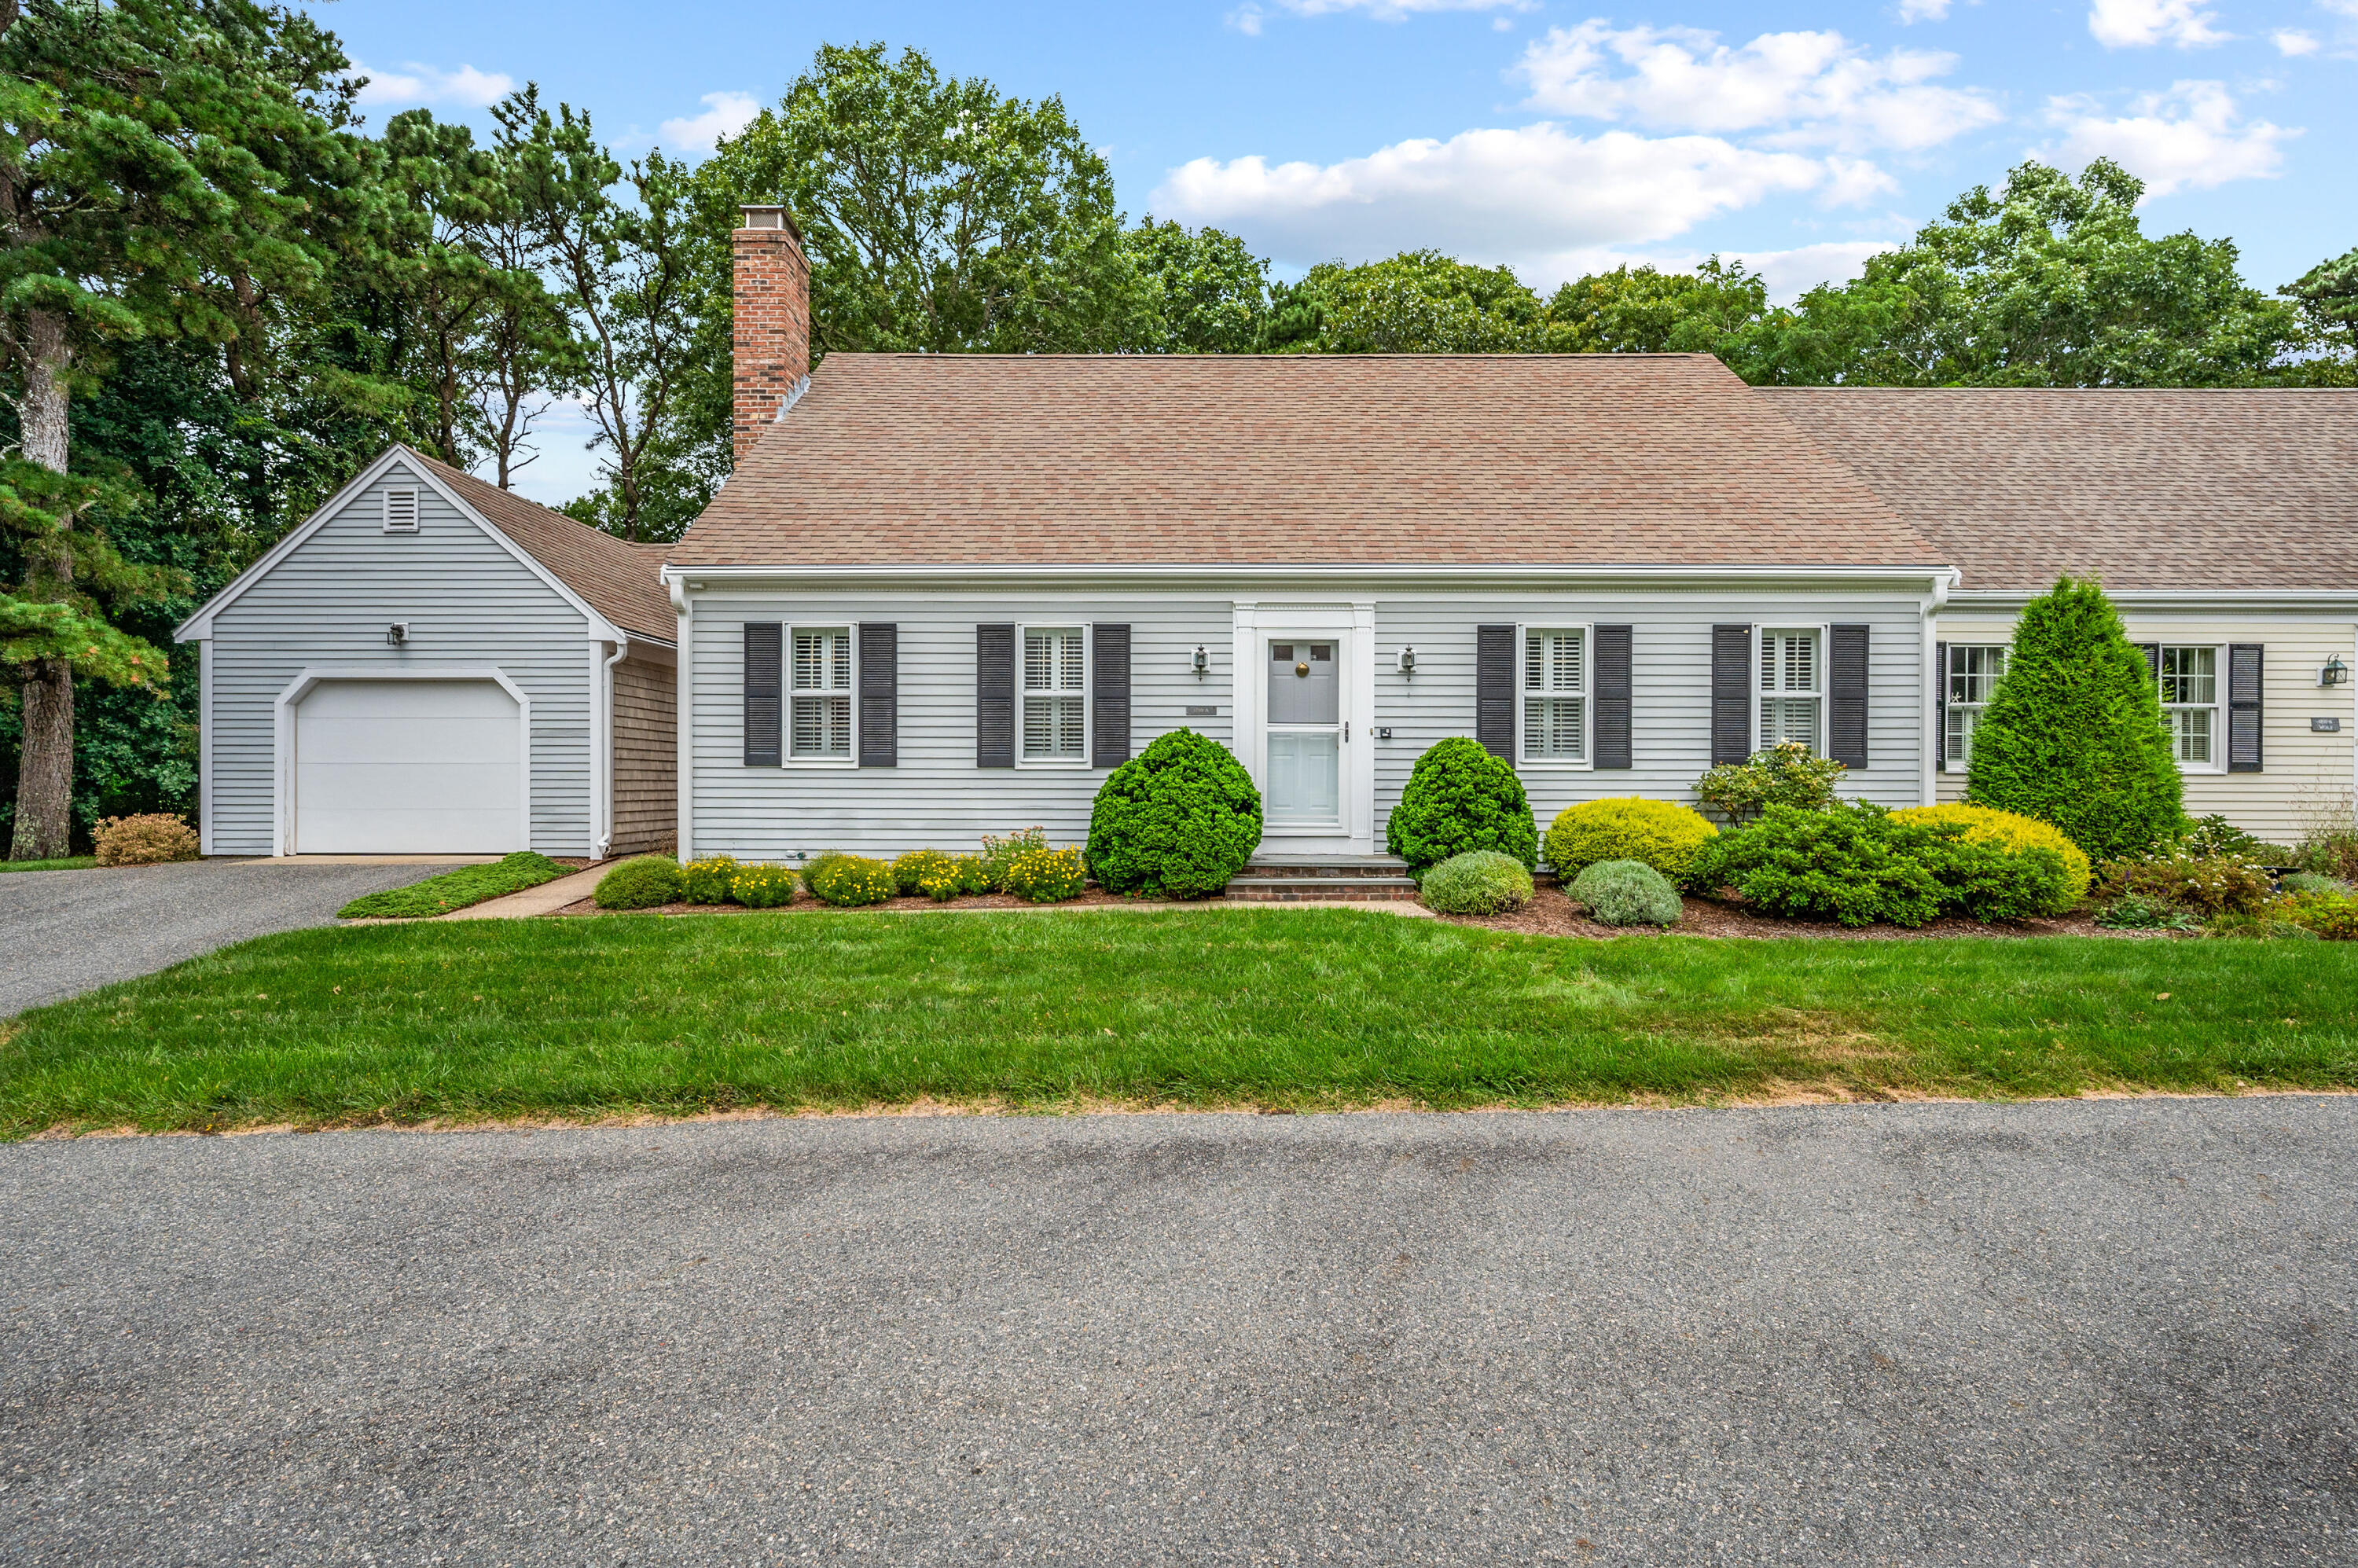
1385 737 1537 877
1691 804 1941 927
950 854 993 895
892 848 957 896
730 863 797 909
1965 576 2183 861
594 854 681 910
1085 729 1263 899
1544 797 1717 883
680 855 740 905
1002 845 1089 902
804 853 895 907
1566 859 1684 926
1694 743 1846 825
1420 850 1534 915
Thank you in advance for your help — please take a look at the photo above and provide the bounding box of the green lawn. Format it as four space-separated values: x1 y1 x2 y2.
0 856 97 873
337 851 571 919
4 909 2353 1137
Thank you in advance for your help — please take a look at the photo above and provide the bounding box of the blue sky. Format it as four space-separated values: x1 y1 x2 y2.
314 0 2358 502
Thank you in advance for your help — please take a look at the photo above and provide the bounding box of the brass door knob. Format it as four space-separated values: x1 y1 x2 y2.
1295 662 1309 677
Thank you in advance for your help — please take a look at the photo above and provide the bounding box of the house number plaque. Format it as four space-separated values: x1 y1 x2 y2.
2314 717 2341 733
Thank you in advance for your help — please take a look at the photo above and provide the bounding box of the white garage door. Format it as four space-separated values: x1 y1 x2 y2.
294 679 523 854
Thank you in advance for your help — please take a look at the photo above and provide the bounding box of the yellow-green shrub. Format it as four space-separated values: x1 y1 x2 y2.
730 863 797 909
1543 797 1717 883
804 853 894 907
1891 803 2092 905
1002 845 1088 902
93 813 200 866
2279 890 2358 939
892 848 957 896
680 855 740 905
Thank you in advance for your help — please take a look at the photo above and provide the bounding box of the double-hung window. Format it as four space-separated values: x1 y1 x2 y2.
1945 644 2007 766
2160 645 2221 769
1759 628 1822 750
1522 627 1588 763
789 626 854 761
1020 626 1086 764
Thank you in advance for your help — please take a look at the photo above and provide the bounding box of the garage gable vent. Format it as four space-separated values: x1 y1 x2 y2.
382 487 421 533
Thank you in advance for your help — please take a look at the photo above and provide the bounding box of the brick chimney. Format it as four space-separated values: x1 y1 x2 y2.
733 205 810 464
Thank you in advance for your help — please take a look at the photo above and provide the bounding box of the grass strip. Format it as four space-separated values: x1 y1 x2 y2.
0 857 97 873
336 851 569 920
6 909 2356 1137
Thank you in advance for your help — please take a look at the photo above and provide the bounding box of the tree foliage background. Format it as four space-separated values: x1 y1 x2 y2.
0 18 2349 853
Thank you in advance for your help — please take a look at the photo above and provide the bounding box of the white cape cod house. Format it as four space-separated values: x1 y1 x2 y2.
174 204 2358 862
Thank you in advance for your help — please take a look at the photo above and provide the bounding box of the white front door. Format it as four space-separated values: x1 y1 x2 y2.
1265 636 1344 832
293 678 523 853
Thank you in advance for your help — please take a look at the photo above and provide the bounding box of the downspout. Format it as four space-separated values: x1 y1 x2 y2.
595 638 628 859
670 571 693 861
1923 570 1955 808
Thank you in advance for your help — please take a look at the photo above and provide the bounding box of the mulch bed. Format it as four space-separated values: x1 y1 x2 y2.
1434 884 2150 941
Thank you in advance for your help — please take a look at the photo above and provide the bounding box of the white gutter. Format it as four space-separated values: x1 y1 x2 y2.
1945 589 2358 613
662 562 1963 590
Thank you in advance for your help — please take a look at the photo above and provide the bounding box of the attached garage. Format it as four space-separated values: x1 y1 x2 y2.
288 676 526 854
177 446 678 858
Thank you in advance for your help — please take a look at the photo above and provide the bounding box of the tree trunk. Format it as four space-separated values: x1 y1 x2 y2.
9 305 75 861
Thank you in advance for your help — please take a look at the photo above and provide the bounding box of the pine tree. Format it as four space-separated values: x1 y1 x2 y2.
1966 577 2184 861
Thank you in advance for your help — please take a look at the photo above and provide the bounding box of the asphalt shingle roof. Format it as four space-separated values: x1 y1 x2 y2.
409 450 677 641
672 352 1945 571
1765 387 2358 593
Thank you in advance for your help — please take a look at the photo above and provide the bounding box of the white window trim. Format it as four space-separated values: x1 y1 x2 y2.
382 487 421 533
784 622 858 769
2159 641 2228 777
1754 622 1829 755
1016 622 1091 769
1945 642 2008 769
1517 621 1593 771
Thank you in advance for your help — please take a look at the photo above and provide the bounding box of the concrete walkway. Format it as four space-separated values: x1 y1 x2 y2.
432 864 609 920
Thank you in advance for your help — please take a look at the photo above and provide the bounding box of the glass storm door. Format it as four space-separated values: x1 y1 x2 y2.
1266 639 1342 829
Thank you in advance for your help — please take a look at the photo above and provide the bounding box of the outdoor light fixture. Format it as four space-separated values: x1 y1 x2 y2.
1191 644 1209 677
385 622 410 647
2323 655 2348 688
1396 645 1416 677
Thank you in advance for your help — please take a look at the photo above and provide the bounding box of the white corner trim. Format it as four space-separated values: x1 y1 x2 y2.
175 445 626 645
196 637 215 855
269 664 531 858
676 591 695 861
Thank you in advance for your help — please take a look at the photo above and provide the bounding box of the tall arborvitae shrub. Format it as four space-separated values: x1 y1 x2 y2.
1966 577 2182 861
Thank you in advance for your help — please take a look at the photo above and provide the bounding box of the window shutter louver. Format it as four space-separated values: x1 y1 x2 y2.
1933 641 1948 773
2138 642 2161 680
1476 625 1516 762
1092 623 1131 768
1711 625 1753 764
2228 643 2264 773
976 623 1016 768
1593 625 1633 769
1829 624 1869 769
743 623 781 767
858 623 896 767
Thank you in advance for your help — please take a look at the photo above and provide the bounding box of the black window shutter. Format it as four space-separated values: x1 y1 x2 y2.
2228 643 2264 773
1593 625 1633 769
1933 640 1949 773
1475 624 1516 762
743 622 780 767
976 623 1015 769
2138 642 2160 680
1829 624 1870 770
1710 625 1753 765
1092 623 1132 769
858 623 896 767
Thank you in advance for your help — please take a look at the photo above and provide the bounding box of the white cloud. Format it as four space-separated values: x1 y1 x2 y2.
1897 0 1953 22
1509 239 1893 299
1151 123 1868 267
1280 0 1536 17
659 92 762 152
1513 22 2002 153
2085 0 2228 49
2273 27 2322 52
350 61 515 110
2044 81 2295 196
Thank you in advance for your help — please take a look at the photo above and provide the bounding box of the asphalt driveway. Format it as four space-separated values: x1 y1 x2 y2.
0 859 447 1015
2 1097 2349 1565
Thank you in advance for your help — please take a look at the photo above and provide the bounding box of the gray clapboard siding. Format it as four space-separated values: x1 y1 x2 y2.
686 589 1930 861
690 596 1233 858
1368 596 1928 832
203 463 598 854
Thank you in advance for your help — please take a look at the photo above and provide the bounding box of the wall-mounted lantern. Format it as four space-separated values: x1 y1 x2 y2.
385 622 410 647
1191 644 1209 678
1396 645 1416 678
2323 655 2348 688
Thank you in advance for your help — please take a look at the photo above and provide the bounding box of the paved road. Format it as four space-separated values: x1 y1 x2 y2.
2 1100 2349 1566
0 859 446 1015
